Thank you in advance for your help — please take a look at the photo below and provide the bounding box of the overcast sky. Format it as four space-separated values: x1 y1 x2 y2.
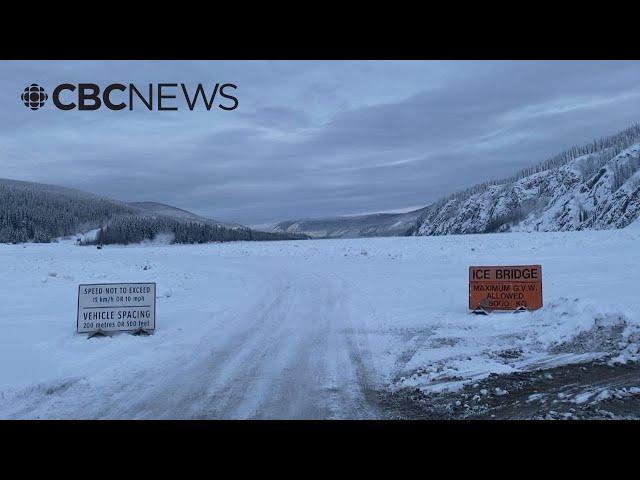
2 60 640 226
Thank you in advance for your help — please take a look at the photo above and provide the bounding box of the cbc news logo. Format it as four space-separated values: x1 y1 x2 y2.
20 82 238 112
21 84 48 110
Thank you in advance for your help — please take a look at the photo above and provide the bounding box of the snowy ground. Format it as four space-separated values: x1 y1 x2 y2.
1 227 639 419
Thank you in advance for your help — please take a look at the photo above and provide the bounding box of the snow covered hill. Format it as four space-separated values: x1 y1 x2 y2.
128 202 242 229
413 124 640 235
0 178 304 244
0 178 135 243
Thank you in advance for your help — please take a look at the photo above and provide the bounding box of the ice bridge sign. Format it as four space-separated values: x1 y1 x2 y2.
77 282 156 335
469 265 542 312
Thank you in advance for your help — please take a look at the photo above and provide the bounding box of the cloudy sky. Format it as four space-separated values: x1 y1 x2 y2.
2 60 640 226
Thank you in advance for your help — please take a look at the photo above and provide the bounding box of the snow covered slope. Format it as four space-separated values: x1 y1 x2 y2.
627 215 640 230
0 178 296 244
0 178 135 243
414 124 640 235
1 228 638 418
128 202 241 229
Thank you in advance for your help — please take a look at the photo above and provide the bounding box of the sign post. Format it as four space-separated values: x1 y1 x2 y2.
77 282 156 337
469 265 542 313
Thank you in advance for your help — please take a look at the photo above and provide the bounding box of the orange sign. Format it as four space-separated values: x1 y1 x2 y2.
469 265 543 311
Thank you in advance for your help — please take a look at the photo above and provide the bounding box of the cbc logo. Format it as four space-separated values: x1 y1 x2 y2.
21 84 48 110
19 82 239 112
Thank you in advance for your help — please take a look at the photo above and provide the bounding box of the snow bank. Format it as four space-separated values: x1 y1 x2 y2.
626 216 640 231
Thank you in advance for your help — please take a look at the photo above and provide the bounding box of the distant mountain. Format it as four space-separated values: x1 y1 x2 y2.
411 124 640 236
0 178 307 244
272 209 427 239
127 202 242 229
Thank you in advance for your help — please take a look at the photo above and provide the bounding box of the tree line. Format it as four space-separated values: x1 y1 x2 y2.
86 216 309 245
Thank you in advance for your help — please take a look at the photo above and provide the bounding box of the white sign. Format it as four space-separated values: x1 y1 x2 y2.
77 283 156 334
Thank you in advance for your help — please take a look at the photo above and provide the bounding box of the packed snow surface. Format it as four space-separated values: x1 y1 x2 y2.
1 228 639 419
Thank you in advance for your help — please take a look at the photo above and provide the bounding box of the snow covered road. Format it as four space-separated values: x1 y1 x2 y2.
1 228 639 419
0 243 382 419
